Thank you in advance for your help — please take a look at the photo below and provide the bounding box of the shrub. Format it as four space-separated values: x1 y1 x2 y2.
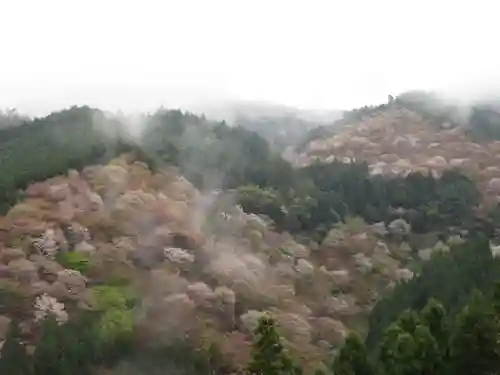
56 251 90 273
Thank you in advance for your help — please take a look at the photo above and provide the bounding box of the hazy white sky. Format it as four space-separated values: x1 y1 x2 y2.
0 0 498 115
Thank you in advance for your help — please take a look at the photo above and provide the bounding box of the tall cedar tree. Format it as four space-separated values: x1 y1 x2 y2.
332 333 374 375
247 315 302 375
449 290 500 375
412 324 443 375
32 315 64 375
420 298 449 363
376 310 442 375
0 319 32 375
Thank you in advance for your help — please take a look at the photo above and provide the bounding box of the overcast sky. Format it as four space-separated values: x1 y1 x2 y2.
0 0 498 115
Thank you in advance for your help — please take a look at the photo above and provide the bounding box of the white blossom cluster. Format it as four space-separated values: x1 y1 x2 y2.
34 293 68 325
32 229 59 258
164 247 195 265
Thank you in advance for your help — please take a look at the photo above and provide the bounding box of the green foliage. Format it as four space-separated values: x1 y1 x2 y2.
32 316 62 375
139 110 292 191
376 314 444 375
90 285 135 310
0 106 155 214
237 185 286 226
248 315 302 375
89 285 135 350
32 311 113 375
412 324 443 375
0 105 481 244
235 160 479 241
0 319 32 375
420 298 449 356
112 340 230 375
366 233 500 348
449 290 500 375
97 308 134 344
56 251 90 274
336 290 500 375
3 307 226 375
465 105 500 141
0 104 494 375
332 333 374 375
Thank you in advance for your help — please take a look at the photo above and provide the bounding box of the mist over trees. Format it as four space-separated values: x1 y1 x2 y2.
0 104 483 239
0 108 30 129
299 90 500 148
1 94 500 374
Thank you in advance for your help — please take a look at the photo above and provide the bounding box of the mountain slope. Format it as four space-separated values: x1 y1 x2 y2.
0 102 497 374
190 100 342 150
295 98 500 207
0 155 419 374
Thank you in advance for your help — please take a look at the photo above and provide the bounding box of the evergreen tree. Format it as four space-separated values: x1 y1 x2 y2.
0 319 32 375
247 315 302 375
332 333 374 375
420 298 449 362
33 315 63 375
377 323 404 374
412 324 443 375
378 329 418 375
449 290 500 375
376 316 443 375
395 310 420 336
491 280 500 314
33 312 103 375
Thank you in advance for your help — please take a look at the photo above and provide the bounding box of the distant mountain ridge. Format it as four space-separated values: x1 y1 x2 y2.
188 100 342 150
294 91 500 207
190 99 342 124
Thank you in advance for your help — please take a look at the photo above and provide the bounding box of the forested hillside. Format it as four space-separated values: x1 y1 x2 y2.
0 103 499 375
191 100 341 150
0 106 141 213
333 233 500 375
0 109 29 129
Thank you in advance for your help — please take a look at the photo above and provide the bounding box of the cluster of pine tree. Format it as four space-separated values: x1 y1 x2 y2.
247 315 303 375
334 289 500 375
0 310 133 375
367 232 500 347
237 162 481 241
245 290 500 375
243 234 500 375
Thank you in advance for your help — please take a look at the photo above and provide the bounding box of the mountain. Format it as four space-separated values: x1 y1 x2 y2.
294 92 500 208
0 102 499 375
190 100 342 150
192 100 341 124
0 154 420 374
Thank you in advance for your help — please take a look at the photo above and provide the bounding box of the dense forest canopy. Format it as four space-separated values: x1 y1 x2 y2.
0 105 482 237
238 163 480 241
298 89 500 148
1 98 500 375
366 233 500 347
